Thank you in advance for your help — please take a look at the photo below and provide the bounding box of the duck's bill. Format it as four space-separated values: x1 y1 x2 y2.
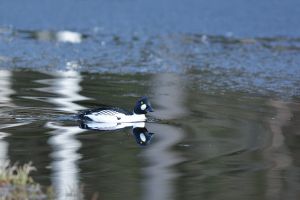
147 106 154 112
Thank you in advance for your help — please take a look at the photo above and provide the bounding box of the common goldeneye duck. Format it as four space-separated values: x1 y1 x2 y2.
78 97 153 123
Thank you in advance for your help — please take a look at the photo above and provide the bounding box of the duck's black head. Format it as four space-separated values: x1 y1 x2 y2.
132 127 154 146
133 97 154 115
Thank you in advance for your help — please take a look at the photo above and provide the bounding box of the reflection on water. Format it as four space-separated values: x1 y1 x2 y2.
0 70 15 110
36 70 89 113
0 70 29 167
151 73 187 119
40 70 88 199
0 70 299 199
79 121 154 146
140 73 186 200
79 121 146 131
0 130 8 167
142 124 184 200
0 70 12 165
0 122 29 163
265 100 293 200
132 127 154 146
47 122 85 200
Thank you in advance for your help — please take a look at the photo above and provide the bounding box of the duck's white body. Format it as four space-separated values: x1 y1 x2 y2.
78 97 153 123
84 109 146 123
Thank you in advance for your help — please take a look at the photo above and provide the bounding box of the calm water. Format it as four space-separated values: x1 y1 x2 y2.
0 70 299 200
1 1 300 199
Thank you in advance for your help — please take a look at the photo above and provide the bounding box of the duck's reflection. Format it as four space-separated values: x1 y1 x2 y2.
79 121 154 146
132 127 154 146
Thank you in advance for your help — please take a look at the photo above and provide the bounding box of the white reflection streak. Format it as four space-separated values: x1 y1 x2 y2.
0 71 29 167
0 70 14 166
0 134 8 167
47 122 85 200
38 70 89 113
43 70 87 199
0 70 14 109
143 73 186 200
143 124 184 200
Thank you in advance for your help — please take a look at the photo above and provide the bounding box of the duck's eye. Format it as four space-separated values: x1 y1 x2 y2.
141 101 144 104
141 104 147 110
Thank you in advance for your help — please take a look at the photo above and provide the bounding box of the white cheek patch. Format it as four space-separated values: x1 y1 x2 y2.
141 104 147 110
140 133 146 142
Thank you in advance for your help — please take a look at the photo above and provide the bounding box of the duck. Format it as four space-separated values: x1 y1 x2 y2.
78 97 153 123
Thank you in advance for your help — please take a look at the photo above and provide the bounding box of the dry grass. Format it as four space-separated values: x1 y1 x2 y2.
0 161 49 200
0 161 97 200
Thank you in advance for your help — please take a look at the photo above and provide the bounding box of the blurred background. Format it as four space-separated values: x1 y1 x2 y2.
0 0 300 199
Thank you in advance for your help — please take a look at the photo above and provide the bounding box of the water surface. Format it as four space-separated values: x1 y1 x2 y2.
0 70 299 199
